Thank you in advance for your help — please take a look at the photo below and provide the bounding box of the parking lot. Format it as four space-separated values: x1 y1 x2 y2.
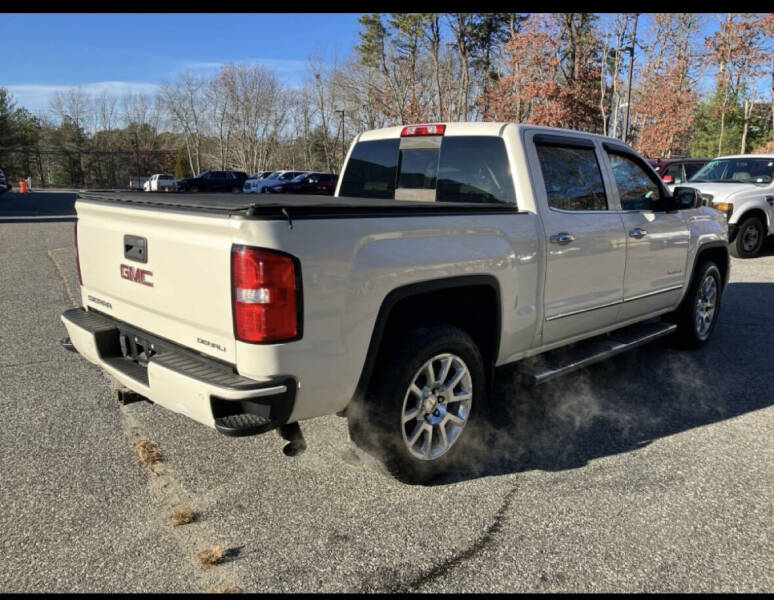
1 190 772 592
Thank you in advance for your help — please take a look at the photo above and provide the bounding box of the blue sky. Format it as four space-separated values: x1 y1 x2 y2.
2 13 752 118
3 13 363 115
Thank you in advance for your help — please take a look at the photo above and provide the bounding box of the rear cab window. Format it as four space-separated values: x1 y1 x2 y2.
339 134 516 204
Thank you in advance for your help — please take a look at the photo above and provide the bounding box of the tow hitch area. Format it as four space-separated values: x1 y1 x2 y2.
116 388 150 405
59 337 77 353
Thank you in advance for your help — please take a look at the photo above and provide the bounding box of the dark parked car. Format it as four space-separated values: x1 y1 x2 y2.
648 157 711 187
264 172 338 195
176 170 248 193
0 167 8 194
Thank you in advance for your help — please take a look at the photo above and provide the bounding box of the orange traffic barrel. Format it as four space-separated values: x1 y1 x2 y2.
18 180 27 193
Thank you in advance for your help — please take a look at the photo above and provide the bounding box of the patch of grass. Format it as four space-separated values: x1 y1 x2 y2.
198 544 224 568
169 506 195 526
135 439 162 466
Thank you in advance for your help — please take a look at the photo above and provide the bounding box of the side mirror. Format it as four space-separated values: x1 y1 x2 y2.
662 174 674 184
673 186 701 209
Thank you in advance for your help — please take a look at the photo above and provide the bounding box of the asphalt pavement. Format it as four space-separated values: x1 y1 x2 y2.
0 191 772 592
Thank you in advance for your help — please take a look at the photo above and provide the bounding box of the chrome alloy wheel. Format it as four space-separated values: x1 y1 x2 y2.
695 274 718 338
741 224 760 253
401 353 473 461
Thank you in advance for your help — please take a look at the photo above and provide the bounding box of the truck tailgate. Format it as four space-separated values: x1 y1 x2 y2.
76 198 237 363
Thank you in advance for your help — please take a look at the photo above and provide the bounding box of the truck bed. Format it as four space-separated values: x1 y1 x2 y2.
77 191 519 218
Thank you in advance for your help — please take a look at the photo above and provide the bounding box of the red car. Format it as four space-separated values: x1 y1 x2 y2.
263 172 338 195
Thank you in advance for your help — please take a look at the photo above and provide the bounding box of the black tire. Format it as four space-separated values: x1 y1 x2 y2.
232 186 241 193
348 325 487 485
666 260 722 349
730 216 765 258
189 186 199 193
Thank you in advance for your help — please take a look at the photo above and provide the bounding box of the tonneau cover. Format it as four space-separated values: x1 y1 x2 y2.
76 190 514 216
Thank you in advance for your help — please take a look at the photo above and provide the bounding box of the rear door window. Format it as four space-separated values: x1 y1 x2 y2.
535 144 608 211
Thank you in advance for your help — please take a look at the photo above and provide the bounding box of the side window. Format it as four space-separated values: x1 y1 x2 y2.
339 138 400 199
436 136 516 204
607 152 663 211
684 163 703 180
663 164 684 184
535 144 608 211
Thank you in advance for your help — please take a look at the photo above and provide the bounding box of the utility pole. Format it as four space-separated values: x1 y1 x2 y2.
623 13 639 144
335 109 345 174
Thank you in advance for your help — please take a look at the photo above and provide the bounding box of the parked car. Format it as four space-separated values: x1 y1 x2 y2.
242 171 275 194
249 170 309 194
143 174 176 192
264 172 337 195
649 157 711 191
176 170 248 193
686 154 774 258
0 167 8 194
63 122 728 484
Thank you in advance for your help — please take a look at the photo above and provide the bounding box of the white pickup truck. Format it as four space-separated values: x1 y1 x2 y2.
61 122 729 483
686 154 774 258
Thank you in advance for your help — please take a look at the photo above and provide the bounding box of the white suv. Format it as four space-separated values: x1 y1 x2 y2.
687 155 774 258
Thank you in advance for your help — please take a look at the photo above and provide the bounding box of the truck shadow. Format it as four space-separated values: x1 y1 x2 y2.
0 191 78 222
433 280 774 485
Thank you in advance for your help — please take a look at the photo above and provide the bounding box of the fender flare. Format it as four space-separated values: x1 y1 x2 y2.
686 241 730 295
354 275 502 397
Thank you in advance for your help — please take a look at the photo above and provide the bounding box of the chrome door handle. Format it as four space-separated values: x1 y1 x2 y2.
629 228 648 239
550 232 575 245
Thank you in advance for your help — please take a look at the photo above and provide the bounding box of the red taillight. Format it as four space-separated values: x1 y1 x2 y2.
74 220 83 286
400 123 446 137
231 246 300 343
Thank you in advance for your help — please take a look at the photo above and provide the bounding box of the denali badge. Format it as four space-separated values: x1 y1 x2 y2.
87 295 113 309
120 264 154 287
197 337 226 352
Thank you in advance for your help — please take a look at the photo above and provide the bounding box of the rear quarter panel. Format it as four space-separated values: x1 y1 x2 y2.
231 212 542 422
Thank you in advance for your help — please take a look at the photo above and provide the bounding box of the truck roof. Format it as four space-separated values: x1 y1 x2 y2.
356 121 631 147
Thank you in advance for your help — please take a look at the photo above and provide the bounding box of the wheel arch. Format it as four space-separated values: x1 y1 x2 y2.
735 206 770 229
691 241 730 291
354 275 502 399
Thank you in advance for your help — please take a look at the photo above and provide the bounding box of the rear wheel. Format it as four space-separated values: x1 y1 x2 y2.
348 325 487 484
232 186 242 193
730 216 765 258
189 186 199 193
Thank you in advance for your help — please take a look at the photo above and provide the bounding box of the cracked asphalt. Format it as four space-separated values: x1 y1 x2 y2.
1 191 772 592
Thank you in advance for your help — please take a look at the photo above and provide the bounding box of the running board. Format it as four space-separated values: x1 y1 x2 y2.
517 320 677 386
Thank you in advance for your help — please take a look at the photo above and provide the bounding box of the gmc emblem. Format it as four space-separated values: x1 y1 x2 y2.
120 264 154 287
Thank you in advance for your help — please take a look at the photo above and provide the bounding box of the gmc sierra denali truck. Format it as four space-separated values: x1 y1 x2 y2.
61 123 729 484
686 154 774 258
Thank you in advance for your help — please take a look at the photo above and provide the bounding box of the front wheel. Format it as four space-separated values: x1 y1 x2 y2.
666 260 722 349
232 186 242 193
730 216 765 258
189 186 199 193
348 325 487 484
